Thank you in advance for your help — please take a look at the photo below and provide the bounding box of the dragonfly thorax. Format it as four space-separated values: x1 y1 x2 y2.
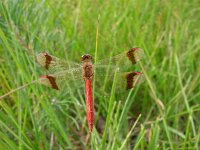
82 62 93 80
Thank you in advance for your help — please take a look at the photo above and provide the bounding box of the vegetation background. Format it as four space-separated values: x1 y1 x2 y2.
0 0 200 149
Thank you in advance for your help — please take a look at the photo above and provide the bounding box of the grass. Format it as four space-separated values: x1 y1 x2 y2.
0 0 200 149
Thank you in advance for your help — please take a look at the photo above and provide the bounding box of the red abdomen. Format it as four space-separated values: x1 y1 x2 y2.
85 79 94 132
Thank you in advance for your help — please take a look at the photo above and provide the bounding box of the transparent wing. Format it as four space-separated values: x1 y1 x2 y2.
36 48 145 90
93 48 145 90
95 71 144 91
38 69 83 90
93 47 144 77
94 48 144 69
36 51 82 74
36 52 83 89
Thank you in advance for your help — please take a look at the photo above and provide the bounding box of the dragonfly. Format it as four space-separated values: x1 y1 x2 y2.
36 47 145 132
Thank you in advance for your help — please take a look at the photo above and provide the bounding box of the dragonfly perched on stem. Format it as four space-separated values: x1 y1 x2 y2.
0 47 145 132
36 47 145 132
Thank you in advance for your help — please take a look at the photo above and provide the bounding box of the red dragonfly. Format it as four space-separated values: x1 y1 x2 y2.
36 47 144 132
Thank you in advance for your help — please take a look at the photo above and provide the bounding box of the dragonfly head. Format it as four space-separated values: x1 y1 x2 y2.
81 54 92 62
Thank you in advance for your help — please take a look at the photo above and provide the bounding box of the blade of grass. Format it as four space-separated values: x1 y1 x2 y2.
119 114 141 150
100 68 119 149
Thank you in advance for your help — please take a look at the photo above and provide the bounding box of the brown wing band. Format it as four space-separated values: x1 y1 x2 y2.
40 75 59 90
126 47 139 64
43 52 52 69
126 72 141 89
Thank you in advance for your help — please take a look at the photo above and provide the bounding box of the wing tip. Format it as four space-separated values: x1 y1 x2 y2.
126 71 143 89
36 52 53 70
127 47 144 64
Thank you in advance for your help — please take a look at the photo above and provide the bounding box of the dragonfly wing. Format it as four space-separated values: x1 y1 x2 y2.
93 47 145 79
93 48 145 91
111 71 144 90
123 71 144 89
36 52 82 74
93 48 145 89
38 68 83 90
36 52 83 90
94 48 145 68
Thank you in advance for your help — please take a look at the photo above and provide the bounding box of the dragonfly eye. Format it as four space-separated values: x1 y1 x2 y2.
81 54 92 61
